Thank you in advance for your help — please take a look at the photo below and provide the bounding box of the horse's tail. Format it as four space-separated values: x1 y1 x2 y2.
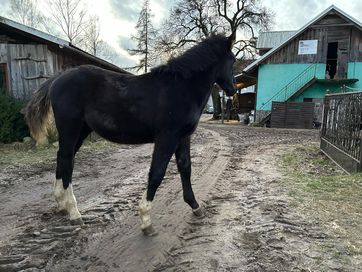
23 76 58 145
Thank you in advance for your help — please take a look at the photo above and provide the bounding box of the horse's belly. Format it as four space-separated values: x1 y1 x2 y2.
86 112 154 144
94 126 154 144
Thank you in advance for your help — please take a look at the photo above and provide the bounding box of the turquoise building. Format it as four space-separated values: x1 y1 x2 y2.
235 5 362 123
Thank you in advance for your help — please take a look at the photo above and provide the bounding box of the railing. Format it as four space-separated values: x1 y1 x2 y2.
260 64 318 110
320 88 362 173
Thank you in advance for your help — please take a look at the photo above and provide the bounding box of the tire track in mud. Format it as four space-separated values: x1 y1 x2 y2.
0 144 156 272
50 128 231 272
2 124 356 272
155 125 355 272
0 127 229 272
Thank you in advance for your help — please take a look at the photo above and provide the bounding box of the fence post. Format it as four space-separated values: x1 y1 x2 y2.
321 96 328 138
360 132 362 171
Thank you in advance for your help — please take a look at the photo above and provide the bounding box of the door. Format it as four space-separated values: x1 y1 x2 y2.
337 48 348 79
326 42 338 79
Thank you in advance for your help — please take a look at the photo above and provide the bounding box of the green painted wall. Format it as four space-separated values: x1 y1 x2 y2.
347 62 362 89
257 62 362 109
291 82 340 102
293 62 362 102
256 63 326 110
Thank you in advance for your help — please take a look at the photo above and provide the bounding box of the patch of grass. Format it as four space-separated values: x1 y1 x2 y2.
0 139 117 170
280 143 362 258
0 143 56 169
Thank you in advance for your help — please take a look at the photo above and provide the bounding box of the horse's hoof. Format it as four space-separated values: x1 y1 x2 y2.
70 218 84 226
142 225 158 236
192 206 204 217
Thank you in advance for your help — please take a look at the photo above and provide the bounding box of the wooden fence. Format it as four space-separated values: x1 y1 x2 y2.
271 102 315 129
320 90 362 173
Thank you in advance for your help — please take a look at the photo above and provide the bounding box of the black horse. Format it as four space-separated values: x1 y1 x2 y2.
25 33 236 235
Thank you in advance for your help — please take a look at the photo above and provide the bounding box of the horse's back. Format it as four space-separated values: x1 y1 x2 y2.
50 65 158 144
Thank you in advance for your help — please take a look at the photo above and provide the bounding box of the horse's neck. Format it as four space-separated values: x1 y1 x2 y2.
188 67 218 106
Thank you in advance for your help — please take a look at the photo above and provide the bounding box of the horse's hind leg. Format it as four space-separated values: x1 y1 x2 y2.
175 136 202 216
54 120 89 224
139 137 178 236
54 152 66 213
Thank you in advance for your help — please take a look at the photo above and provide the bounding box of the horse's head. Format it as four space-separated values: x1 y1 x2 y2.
215 32 237 97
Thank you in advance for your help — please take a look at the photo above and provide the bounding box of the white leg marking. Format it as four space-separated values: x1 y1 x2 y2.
53 179 66 212
65 184 81 220
139 191 152 230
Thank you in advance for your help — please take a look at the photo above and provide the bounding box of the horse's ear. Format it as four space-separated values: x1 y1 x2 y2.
228 31 236 50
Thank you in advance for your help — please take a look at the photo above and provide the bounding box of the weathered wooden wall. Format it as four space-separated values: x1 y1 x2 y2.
350 28 362 61
0 44 53 98
270 101 315 129
265 28 327 64
0 43 111 99
264 12 362 65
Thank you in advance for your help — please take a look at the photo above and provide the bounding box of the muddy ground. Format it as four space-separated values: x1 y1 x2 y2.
0 117 361 272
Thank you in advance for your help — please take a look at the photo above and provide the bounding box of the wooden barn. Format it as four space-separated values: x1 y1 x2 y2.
0 16 126 99
235 5 362 128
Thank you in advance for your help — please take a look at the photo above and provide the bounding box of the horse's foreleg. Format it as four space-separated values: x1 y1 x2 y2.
175 137 202 216
139 137 177 236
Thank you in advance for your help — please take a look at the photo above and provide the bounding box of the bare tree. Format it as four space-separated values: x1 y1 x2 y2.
83 15 102 55
128 0 156 73
156 0 272 119
156 0 220 57
96 41 121 64
215 0 272 57
9 0 44 28
157 0 272 59
45 0 88 44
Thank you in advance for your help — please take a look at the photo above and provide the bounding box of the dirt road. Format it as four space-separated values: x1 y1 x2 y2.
0 119 359 271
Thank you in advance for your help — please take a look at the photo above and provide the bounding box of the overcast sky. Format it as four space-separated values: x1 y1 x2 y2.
1 0 362 68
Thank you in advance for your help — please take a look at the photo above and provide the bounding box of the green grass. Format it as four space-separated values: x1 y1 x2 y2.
280 143 362 257
0 139 117 170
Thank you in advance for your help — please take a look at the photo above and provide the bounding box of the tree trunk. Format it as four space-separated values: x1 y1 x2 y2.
211 85 222 119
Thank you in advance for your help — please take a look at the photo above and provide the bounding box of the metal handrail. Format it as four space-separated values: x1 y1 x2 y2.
260 64 317 110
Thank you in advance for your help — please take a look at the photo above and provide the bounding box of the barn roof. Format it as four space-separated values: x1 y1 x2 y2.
0 16 127 73
256 30 296 50
238 5 362 76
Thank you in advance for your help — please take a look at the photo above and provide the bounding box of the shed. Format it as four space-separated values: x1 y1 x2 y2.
235 5 362 126
0 16 127 99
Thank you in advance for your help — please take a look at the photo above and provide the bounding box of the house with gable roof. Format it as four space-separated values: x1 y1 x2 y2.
235 5 362 125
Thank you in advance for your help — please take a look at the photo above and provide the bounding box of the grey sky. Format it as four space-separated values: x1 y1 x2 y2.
1 0 362 68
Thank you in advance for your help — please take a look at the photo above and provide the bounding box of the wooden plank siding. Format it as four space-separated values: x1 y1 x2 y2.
0 16 128 99
5 44 51 98
264 28 327 64
350 28 362 61
0 43 112 99
264 13 362 65
271 102 315 129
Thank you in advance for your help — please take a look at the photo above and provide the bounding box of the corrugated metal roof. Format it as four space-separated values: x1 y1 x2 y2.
236 5 362 76
256 31 296 49
0 16 127 73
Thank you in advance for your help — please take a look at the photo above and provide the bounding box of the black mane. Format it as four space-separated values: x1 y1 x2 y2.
151 35 229 78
